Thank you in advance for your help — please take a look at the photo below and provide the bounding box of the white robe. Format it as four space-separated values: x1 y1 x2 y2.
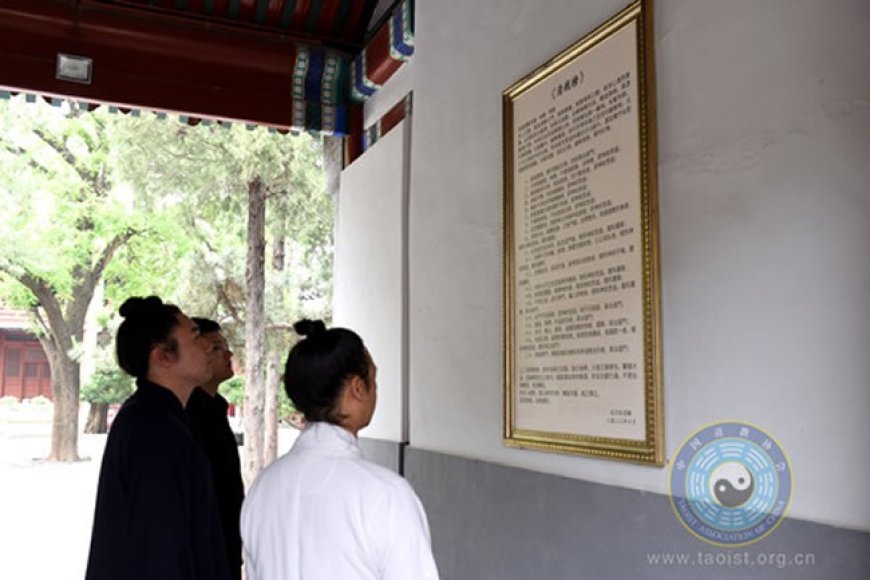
240 422 440 580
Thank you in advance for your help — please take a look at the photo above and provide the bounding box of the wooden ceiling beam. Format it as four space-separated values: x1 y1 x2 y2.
0 0 329 128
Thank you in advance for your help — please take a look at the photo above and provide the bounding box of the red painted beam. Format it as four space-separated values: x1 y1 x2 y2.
238 0 257 22
265 0 285 25
86 0 361 47
316 0 341 35
0 49 295 128
364 21 401 86
0 0 300 127
0 0 302 72
344 102 363 164
290 0 311 30
342 0 366 42
379 97 407 136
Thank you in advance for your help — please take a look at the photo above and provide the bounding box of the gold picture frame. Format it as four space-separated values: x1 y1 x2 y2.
503 0 663 465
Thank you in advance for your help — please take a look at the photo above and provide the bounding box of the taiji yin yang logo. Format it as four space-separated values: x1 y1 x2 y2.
711 462 754 508
669 421 792 547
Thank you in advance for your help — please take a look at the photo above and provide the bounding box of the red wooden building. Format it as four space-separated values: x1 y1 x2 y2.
0 307 52 400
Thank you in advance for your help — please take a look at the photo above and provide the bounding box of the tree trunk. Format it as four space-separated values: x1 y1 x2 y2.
84 402 108 434
242 176 267 487
48 352 81 461
263 349 282 466
322 135 342 201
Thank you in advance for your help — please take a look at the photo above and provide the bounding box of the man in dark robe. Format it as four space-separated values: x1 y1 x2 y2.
85 296 230 580
187 317 245 580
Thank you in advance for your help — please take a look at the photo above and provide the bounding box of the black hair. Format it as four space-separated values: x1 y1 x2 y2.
192 317 221 334
283 319 370 424
116 296 182 379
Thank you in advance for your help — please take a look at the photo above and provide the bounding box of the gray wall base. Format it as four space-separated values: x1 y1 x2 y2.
358 437 404 474
404 448 870 580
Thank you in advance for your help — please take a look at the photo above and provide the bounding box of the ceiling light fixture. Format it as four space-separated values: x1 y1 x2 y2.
56 53 93 84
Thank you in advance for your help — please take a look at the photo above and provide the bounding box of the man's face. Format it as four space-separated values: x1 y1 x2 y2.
168 314 213 387
202 330 234 385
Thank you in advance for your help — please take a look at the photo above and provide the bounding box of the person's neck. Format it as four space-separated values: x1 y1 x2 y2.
341 423 360 437
146 372 195 407
335 391 367 437
337 415 365 438
199 381 220 397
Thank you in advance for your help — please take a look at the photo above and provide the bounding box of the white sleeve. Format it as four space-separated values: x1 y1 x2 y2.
240 498 260 580
242 542 259 580
380 479 440 580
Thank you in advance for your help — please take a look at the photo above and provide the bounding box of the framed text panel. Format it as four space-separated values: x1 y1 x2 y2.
503 0 663 465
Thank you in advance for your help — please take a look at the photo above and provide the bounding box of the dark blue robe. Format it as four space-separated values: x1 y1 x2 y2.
85 379 230 580
186 387 244 580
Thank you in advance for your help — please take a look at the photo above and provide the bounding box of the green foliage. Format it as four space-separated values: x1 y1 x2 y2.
0 396 19 406
219 376 245 408
0 100 122 300
217 375 297 421
1 95 333 421
0 97 196 333
111 113 334 369
81 367 134 404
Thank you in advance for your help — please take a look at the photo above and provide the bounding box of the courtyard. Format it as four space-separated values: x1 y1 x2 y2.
0 401 298 579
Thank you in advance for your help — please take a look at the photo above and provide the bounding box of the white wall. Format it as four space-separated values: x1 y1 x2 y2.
357 0 870 530
335 122 408 442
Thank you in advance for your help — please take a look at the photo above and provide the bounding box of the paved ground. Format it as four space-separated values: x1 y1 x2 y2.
0 432 105 579
0 402 298 580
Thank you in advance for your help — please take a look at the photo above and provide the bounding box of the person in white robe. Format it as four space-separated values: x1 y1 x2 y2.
240 319 439 580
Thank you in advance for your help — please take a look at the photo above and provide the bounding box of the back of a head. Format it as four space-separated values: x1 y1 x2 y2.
116 296 181 380
283 319 368 424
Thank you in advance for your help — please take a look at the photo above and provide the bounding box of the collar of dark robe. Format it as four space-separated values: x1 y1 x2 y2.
135 378 187 413
188 386 230 414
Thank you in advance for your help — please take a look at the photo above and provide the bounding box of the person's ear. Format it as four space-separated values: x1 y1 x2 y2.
150 345 175 370
348 375 367 401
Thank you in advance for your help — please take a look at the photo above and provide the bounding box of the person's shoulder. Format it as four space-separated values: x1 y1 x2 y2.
186 387 211 415
108 390 156 433
114 394 195 451
351 461 428 530
213 392 230 410
356 457 402 481
245 449 297 499
350 457 419 500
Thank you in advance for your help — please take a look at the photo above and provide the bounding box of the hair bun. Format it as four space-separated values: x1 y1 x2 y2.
294 319 327 338
119 296 164 319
